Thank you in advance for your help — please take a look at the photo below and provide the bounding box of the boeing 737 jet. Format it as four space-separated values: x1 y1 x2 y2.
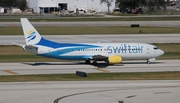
17 18 164 65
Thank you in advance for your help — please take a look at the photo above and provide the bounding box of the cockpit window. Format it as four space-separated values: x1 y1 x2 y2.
153 47 158 50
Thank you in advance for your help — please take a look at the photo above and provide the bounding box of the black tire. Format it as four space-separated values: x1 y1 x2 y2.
147 60 150 64
92 61 97 66
85 60 91 64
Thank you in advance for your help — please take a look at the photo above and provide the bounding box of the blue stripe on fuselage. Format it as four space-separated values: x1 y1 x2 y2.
38 54 92 60
43 46 98 56
36 37 100 49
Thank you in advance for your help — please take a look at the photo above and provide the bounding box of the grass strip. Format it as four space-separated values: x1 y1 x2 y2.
0 72 180 82
1 26 180 35
153 43 180 60
0 43 180 62
1 17 180 22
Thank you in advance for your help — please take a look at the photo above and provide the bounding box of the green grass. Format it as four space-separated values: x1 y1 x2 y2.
153 43 180 59
1 26 180 35
0 43 180 62
0 72 180 82
1 16 180 22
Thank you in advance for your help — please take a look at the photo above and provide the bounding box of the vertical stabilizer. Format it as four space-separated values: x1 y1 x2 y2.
21 18 42 45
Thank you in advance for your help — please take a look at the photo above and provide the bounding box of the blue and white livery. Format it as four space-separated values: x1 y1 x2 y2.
19 18 164 65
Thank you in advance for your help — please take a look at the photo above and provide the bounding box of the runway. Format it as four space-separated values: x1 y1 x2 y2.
0 80 180 103
0 60 179 75
1 34 180 45
1 21 180 27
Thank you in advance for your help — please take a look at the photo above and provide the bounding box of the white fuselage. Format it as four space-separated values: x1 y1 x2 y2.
31 43 164 61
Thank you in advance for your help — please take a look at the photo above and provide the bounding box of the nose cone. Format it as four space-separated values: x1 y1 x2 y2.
158 49 164 56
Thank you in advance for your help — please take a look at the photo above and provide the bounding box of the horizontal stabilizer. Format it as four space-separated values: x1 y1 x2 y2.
12 42 25 47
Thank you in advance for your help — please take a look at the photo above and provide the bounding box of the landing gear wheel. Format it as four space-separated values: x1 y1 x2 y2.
92 61 97 66
85 60 91 64
147 60 150 64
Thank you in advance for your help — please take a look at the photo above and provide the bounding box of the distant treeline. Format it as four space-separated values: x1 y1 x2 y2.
0 0 27 11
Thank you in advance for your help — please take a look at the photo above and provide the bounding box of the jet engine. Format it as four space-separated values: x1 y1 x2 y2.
108 55 122 64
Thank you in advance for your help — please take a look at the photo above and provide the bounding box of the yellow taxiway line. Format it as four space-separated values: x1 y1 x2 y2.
3 70 18 75
94 68 109 73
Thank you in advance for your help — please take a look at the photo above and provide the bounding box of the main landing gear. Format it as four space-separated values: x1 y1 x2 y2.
85 59 97 66
85 59 91 64
92 61 97 66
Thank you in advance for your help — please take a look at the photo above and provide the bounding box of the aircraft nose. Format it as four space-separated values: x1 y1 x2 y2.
159 49 164 56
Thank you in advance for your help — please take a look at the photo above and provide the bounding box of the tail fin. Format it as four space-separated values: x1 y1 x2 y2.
21 18 42 45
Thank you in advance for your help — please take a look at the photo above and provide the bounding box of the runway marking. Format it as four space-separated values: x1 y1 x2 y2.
3 70 18 75
54 88 122 103
46 24 52 26
12 24 16 27
81 24 87 26
126 95 137 98
154 92 171 94
94 68 109 72
116 24 121 26
38 82 47 84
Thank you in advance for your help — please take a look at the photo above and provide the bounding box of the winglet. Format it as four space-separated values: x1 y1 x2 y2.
20 18 42 45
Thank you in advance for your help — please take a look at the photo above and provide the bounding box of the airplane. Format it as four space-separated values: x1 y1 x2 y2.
16 18 164 65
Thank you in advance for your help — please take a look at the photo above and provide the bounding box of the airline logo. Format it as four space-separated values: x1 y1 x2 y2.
107 44 144 54
26 30 36 42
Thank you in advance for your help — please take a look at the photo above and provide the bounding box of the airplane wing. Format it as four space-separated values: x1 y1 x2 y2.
91 54 123 64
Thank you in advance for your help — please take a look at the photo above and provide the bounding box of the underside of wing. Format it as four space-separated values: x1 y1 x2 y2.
91 55 123 64
92 55 108 61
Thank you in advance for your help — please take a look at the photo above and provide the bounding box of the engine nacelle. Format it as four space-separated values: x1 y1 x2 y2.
108 55 122 64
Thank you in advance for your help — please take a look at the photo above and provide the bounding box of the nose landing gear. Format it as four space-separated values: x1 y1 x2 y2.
147 59 150 64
